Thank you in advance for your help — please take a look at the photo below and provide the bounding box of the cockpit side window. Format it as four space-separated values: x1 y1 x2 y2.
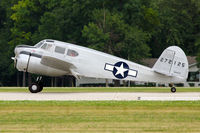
41 43 53 51
41 43 47 49
35 41 44 48
55 46 65 54
67 49 79 57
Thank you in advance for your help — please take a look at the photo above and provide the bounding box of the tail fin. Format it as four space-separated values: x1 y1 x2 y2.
153 46 188 79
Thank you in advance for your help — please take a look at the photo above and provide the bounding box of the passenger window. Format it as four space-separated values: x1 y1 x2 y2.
55 46 65 54
67 49 79 57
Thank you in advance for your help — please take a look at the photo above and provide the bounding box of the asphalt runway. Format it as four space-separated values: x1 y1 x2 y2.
0 92 200 101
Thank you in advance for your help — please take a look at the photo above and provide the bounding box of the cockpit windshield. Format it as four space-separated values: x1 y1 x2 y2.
35 41 44 48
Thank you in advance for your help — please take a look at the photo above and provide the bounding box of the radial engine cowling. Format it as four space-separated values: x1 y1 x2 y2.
16 52 30 72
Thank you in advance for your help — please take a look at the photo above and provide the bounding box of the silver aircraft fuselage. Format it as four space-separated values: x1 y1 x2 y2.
13 39 188 84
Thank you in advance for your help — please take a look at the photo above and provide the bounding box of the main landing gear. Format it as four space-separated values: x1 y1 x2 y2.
29 76 43 93
169 83 176 93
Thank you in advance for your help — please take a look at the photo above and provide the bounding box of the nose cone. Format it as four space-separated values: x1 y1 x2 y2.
12 46 22 68
14 47 19 55
12 44 35 70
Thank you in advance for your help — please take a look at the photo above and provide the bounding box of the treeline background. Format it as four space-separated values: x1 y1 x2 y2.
0 0 200 86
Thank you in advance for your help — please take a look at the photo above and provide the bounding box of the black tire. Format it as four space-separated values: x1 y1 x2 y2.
29 83 40 93
171 87 176 93
38 85 43 92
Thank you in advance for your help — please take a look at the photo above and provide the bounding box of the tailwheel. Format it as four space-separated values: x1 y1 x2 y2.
171 87 176 93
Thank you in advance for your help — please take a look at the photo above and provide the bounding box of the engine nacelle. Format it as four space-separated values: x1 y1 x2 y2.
16 53 67 76
16 54 30 72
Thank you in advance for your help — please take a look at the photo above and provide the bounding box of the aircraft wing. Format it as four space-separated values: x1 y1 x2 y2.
40 55 76 72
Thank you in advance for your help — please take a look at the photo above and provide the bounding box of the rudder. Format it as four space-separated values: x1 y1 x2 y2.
153 46 188 79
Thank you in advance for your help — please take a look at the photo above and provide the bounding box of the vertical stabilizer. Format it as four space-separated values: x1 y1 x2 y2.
153 46 188 79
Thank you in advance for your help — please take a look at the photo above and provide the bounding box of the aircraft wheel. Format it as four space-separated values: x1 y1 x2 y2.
38 83 43 92
171 87 176 93
29 83 40 93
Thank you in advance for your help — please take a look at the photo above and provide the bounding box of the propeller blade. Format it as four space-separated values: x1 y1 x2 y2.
11 57 17 68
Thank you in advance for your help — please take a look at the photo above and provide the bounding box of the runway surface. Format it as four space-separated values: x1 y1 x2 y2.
0 92 200 101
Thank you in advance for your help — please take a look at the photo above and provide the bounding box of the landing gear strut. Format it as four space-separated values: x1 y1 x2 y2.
169 83 176 93
29 76 43 93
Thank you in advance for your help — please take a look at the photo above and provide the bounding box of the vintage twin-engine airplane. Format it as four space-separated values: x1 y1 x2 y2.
12 39 188 93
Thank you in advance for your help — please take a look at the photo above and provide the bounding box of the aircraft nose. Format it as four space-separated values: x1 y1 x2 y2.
14 45 23 55
14 47 18 55
12 46 21 68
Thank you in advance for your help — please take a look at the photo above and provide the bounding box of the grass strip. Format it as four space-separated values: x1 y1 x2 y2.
0 87 200 92
0 101 200 133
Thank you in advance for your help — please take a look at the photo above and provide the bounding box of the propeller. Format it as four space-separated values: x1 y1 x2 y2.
11 56 17 68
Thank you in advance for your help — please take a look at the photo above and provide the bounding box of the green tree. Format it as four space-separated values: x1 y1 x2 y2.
82 9 126 55
123 26 150 62
82 9 150 62
0 0 19 86
5 0 200 86
34 0 98 44
10 0 44 46
151 0 200 57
